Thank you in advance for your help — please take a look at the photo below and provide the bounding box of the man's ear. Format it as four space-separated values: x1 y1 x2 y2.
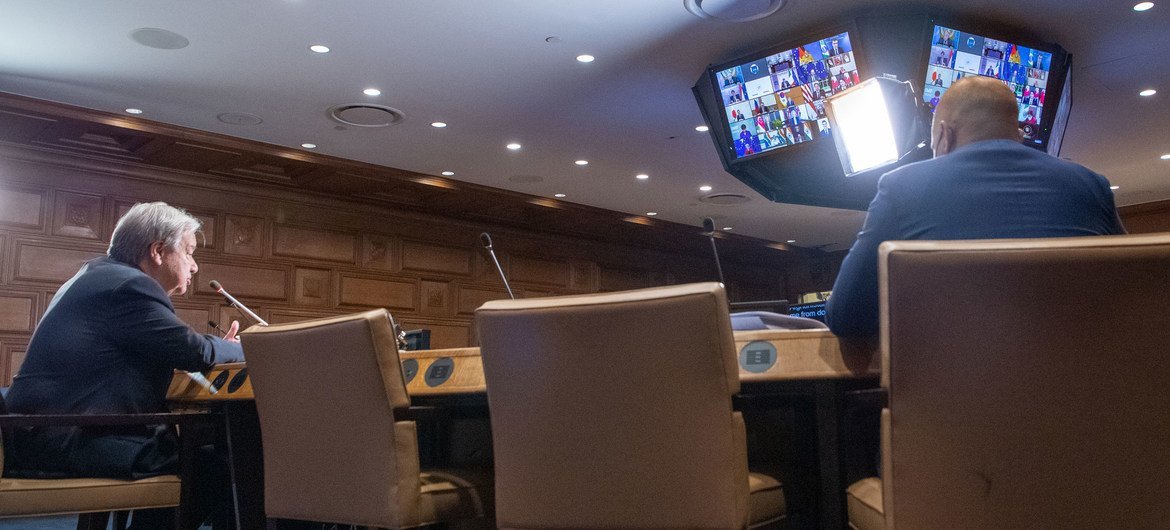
148 241 165 265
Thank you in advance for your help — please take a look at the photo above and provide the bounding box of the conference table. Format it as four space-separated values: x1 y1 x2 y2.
168 329 879 529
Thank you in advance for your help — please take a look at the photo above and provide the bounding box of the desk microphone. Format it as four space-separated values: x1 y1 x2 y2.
207 320 229 338
480 232 515 299
702 217 727 286
209 280 269 327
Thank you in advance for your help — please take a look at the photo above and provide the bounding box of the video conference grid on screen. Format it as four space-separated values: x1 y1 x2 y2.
718 32 858 159
924 25 1053 141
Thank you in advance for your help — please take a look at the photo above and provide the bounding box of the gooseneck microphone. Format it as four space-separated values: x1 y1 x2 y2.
480 232 515 299
702 217 727 286
209 280 269 327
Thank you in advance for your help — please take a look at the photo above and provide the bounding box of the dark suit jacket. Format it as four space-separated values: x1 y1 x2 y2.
6 256 244 478
826 140 1125 338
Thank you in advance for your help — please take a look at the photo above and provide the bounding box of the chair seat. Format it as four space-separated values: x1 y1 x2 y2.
748 471 785 527
417 467 493 526
846 477 883 530
0 474 180 517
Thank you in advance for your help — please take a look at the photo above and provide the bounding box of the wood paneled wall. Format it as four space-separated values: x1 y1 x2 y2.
1120 200 1170 234
0 146 813 385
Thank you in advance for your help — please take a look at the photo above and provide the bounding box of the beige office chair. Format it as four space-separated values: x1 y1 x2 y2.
241 309 491 528
477 282 785 529
846 234 1170 529
0 392 192 529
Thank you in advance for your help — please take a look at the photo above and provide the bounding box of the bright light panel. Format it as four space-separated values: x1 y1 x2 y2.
827 80 899 174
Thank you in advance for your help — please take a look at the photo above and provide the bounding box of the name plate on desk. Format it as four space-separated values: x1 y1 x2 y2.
733 329 879 381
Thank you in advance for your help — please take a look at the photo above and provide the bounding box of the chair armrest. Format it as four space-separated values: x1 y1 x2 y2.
0 411 215 428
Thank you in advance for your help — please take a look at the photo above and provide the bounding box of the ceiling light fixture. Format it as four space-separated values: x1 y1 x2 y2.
363 88 381 96
1134 2 1155 11
431 121 447 128
576 54 595 63
699 185 713 192
575 160 588 166
301 143 316 149
695 125 710 132
647 212 658 216
636 174 649 180
506 143 522 150
309 44 330 53
554 193 566 198
1160 153 1170 159
441 171 455 176
125 108 143 114
722 227 733 231
1110 185 1120 190
1140 89 1157 97
787 239 796 243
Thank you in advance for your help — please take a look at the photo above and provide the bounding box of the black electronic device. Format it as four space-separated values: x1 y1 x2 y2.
693 22 883 210
919 17 1072 154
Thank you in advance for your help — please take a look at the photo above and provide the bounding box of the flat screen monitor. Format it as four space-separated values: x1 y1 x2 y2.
787 300 827 323
921 22 1070 152
712 30 861 161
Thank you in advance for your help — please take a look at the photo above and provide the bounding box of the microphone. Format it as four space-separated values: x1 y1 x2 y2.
209 280 269 327
207 320 229 338
702 218 726 285
479 232 515 299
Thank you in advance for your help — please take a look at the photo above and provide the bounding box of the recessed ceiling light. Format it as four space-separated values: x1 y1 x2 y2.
1134 2 1155 11
647 212 658 216
125 108 143 114
431 121 447 128
576 54 595 63
722 227 733 231
636 174 649 180
1140 89 1157 97
301 143 316 149
787 239 796 243
441 171 455 176
554 193 566 198
575 160 589 166
309 44 330 53
1161 154 1170 160
506 143 522 150
695 125 709 132
363 88 381 96
1110 185 1120 190
699 185 713 192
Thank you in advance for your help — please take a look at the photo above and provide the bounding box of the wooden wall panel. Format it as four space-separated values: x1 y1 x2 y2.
274 225 356 263
419 280 453 316
194 262 288 300
0 188 45 229
339 275 416 310
401 241 473 276
0 292 38 332
224 215 267 257
267 308 341 325
13 242 103 284
598 267 671 292
293 268 332 307
173 305 214 334
3 340 29 385
52 190 104 240
1120 201 1170 234
457 286 510 315
399 319 470 350
361 234 397 271
510 256 570 287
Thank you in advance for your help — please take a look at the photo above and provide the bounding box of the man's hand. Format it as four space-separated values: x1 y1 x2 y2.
224 320 241 343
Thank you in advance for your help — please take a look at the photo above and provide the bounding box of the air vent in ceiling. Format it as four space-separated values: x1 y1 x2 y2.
683 0 786 23
699 192 751 205
328 104 405 128
130 28 189 50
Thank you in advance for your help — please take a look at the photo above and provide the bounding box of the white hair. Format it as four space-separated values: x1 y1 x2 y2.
108 202 201 265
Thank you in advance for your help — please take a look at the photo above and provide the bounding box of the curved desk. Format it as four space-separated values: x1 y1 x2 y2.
168 329 877 529
168 329 877 401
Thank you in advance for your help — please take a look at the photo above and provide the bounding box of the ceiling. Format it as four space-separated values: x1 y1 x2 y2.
0 0 1166 250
